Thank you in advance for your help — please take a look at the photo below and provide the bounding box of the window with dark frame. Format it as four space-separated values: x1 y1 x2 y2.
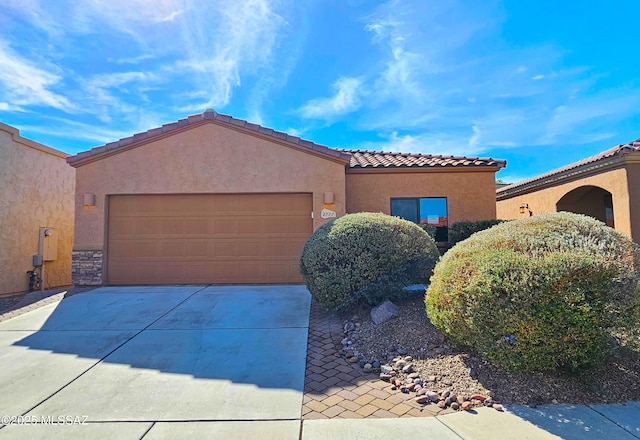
390 197 448 242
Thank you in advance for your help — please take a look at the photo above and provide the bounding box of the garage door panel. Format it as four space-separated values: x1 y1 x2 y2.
185 219 208 234
161 242 185 258
161 219 185 234
109 220 135 235
237 219 261 234
134 219 161 236
237 241 262 257
214 242 238 258
186 242 208 257
107 194 312 284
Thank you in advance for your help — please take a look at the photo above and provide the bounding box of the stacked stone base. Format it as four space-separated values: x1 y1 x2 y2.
72 250 103 286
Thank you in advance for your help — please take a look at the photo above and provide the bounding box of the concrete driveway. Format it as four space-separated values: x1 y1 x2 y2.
0 285 311 439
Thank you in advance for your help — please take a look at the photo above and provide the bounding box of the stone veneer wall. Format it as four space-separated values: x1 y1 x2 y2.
71 250 103 286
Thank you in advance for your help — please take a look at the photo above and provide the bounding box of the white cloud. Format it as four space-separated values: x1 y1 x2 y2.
110 54 156 65
540 95 639 145
366 128 487 157
3 0 293 116
532 74 545 80
158 9 184 23
300 77 363 119
168 0 289 110
0 41 73 111
79 72 157 121
19 113 164 148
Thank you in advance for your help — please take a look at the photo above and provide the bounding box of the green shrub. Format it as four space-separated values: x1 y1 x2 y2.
448 219 506 245
418 224 437 241
300 212 439 311
425 212 640 372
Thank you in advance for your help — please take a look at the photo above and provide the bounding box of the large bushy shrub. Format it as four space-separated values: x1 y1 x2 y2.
426 212 640 372
300 212 439 311
448 219 506 245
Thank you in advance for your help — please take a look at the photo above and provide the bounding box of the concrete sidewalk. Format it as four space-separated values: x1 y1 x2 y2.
0 287 638 439
1 404 637 439
302 403 640 439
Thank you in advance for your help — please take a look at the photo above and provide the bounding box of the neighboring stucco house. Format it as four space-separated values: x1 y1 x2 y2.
497 138 640 242
67 109 505 286
0 122 74 296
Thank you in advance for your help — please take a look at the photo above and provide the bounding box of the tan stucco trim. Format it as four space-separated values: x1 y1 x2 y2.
73 245 104 251
623 154 640 166
497 156 628 200
0 122 69 158
69 119 350 168
346 166 502 174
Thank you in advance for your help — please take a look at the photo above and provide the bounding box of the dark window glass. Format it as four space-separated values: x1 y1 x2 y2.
391 197 448 241
604 194 614 227
390 199 418 223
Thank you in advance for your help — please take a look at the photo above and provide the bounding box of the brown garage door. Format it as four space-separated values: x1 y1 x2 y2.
107 193 312 285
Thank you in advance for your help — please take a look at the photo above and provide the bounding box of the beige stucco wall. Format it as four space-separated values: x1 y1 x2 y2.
345 169 499 223
73 121 347 250
0 123 74 295
496 165 635 240
624 161 640 242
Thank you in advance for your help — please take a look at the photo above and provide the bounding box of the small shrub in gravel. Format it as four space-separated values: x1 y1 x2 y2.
300 212 439 311
426 212 640 372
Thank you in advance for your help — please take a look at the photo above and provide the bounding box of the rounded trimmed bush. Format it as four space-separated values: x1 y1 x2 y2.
300 212 439 311
426 212 640 372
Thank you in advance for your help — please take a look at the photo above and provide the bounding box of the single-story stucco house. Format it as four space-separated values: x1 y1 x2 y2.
497 137 640 242
67 109 505 286
0 122 74 296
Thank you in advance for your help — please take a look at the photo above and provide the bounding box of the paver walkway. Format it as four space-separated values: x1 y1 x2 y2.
302 300 454 419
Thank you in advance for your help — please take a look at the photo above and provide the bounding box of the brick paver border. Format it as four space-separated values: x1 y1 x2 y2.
303 301 454 419
0 287 95 323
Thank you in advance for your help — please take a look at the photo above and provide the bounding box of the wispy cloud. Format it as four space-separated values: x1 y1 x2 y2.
1 0 299 141
110 54 156 65
0 41 73 111
300 77 363 119
20 113 163 146
299 0 638 157
167 0 290 110
364 128 487 157
80 72 158 122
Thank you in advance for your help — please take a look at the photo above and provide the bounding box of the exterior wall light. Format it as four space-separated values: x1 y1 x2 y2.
519 203 533 216
323 192 335 204
84 193 96 206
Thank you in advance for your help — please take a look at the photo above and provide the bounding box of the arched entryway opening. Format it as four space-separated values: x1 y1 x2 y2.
556 185 614 227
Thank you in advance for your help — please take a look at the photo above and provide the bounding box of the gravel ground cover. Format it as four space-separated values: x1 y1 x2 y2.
0 294 26 313
338 292 640 408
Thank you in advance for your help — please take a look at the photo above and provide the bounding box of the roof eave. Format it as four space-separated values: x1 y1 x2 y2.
67 113 351 168
496 155 628 200
347 163 506 173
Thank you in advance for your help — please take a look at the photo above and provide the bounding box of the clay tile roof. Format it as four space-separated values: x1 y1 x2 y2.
496 138 640 196
67 109 352 166
336 149 506 169
66 108 506 169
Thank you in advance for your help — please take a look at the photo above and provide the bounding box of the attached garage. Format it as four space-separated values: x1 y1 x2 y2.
107 193 312 284
68 109 349 286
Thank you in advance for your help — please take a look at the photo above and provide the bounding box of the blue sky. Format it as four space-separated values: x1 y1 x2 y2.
1 0 639 183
